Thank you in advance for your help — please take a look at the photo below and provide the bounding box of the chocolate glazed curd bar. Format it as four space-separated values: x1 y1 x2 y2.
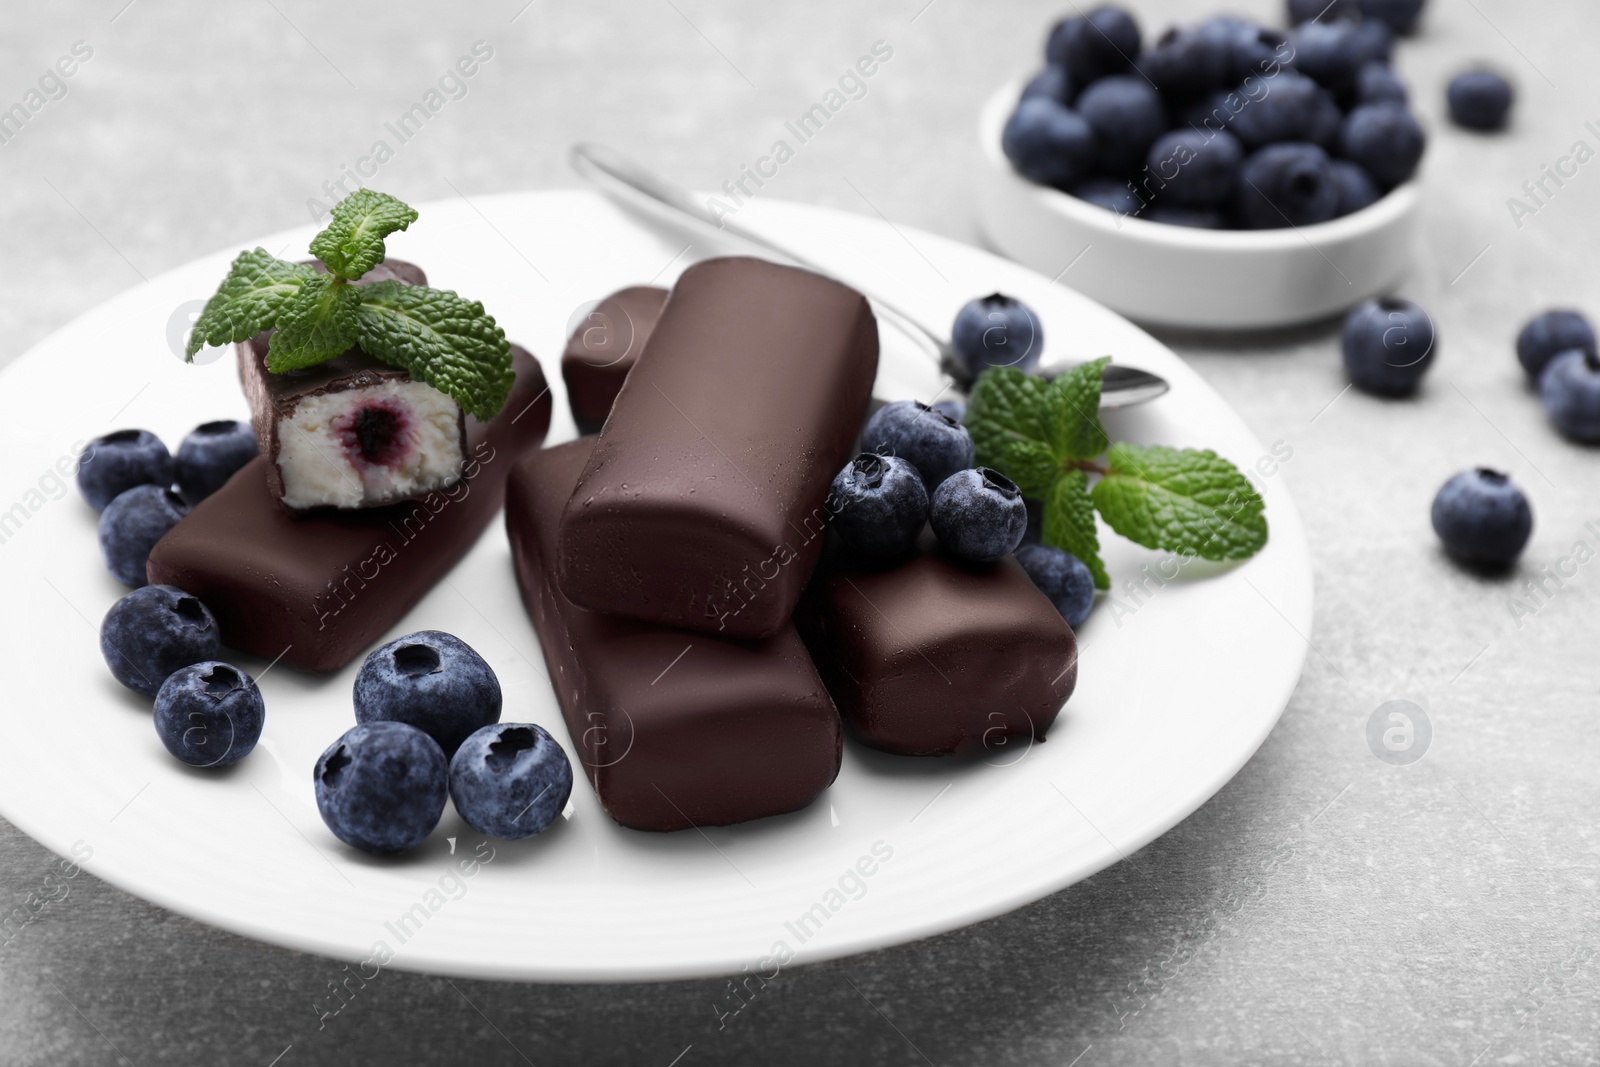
507 439 842 832
557 257 879 640
561 285 668 434
798 537 1079 757
146 345 552 674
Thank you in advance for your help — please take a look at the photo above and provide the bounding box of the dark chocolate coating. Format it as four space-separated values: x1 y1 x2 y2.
557 257 879 640
506 439 843 832
145 346 551 674
798 537 1078 757
561 286 668 434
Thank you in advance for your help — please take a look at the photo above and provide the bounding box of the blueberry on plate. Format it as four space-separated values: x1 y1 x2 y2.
174 419 258 506
99 485 188 588
1146 128 1243 208
1356 61 1408 105
1071 176 1146 218
1330 160 1382 215
1431 469 1532 567
930 468 1029 563
1002 98 1098 189
1210 18 1292 85
950 295 1045 378
1289 21 1367 95
1015 544 1096 629
829 453 929 559
862 399 977 492
1136 25 1231 102
76 429 173 512
314 722 448 855
1288 0 1358 23
1021 65 1074 106
1234 142 1340 229
1538 350 1600 442
153 661 264 769
1075 75 1168 174
1517 310 1596 379
1447 70 1513 131
1360 0 1426 35
1228 72 1333 150
353 631 502 758
930 398 965 423
1145 205 1227 228
1046 5 1141 84
449 723 574 840
1342 297 1436 395
1338 103 1427 188
100 584 219 697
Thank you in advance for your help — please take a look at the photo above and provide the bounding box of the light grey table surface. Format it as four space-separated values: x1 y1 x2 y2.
3 1 1597 1064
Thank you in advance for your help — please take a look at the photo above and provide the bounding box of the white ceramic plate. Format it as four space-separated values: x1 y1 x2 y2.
976 80 1422 330
0 190 1310 981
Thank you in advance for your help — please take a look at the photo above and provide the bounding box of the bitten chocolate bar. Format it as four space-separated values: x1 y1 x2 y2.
798 537 1078 757
506 439 842 832
240 259 469 511
146 346 551 674
561 285 668 434
557 257 879 640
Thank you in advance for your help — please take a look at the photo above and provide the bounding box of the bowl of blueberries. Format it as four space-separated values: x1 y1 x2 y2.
978 1 1429 330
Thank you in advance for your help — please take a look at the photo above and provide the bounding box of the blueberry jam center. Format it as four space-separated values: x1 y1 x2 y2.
336 402 411 470
203 665 240 697
850 454 888 491
485 726 537 773
355 406 401 463
174 596 206 623
980 468 1020 499
393 643 441 677
195 420 238 435
320 746 351 787
102 429 142 445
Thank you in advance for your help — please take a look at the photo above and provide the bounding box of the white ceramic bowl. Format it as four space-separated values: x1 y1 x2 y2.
976 80 1422 331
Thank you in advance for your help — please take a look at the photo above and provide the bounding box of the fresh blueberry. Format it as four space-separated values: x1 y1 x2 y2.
1002 98 1098 189
1181 90 1243 135
1356 62 1408 105
950 295 1045 378
100 584 219 697
99 485 188 588
353 631 502 758
448 723 574 840
1046 5 1141 84
1145 129 1243 208
930 398 965 423
1342 297 1436 395
1145 205 1228 228
1338 103 1426 188
1306 91 1345 149
1288 0 1359 22
1538 350 1600 443
1431 469 1532 567
1015 545 1096 629
1076 75 1168 174
314 722 448 855
1289 21 1367 95
1359 0 1425 35
174 420 258 506
861 399 978 493
1071 176 1146 217
1516 310 1596 379
1234 142 1339 228
1137 25 1231 102
1209 18 1293 84
1330 160 1382 215
1228 72 1333 150
829 454 929 559
930 468 1029 563
1448 70 1513 132
76 429 173 513
1348 18 1395 66
153 661 264 769
1021 65 1074 106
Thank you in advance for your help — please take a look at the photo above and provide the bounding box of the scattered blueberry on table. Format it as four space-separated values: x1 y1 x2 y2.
930 468 1030 563
100 584 220 698
77 429 173 512
153 661 264 769
314 722 449 855
861 399 977 494
449 723 574 840
1015 545 1096 629
830 454 930 559
1431 469 1533 567
1342 297 1436 395
353 631 503 759
1537 350 1600 443
1447 70 1513 131
174 419 258 506
1517 310 1596 379
99 484 189 587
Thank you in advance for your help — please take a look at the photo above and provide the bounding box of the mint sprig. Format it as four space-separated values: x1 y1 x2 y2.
967 362 1268 590
183 189 513 421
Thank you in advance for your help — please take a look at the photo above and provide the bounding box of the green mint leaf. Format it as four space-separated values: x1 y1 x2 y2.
1043 469 1110 590
266 274 362 372
1048 356 1110 462
354 281 514 421
1090 443 1268 561
308 189 419 281
186 249 315 359
965 367 1066 497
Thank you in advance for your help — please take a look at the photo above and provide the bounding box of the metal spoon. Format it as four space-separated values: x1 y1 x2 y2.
569 142 1171 408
